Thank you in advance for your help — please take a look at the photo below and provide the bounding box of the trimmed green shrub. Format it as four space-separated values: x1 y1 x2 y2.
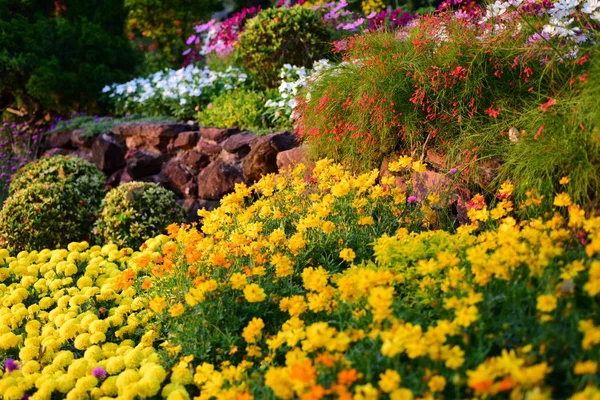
0 0 138 118
10 156 106 209
0 183 97 251
94 182 185 249
198 89 274 131
235 6 332 88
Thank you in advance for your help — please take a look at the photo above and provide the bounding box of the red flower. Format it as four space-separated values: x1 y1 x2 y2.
484 105 501 118
538 97 555 112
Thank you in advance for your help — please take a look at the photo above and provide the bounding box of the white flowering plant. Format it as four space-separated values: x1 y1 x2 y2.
263 59 335 128
102 65 250 120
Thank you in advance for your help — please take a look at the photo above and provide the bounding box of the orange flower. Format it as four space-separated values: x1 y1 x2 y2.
300 385 326 400
141 279 152 290
469 379 494 392
290 360 317 384
497 377 516 392
167 223 180 237
337 369 359 386
235 392 253 400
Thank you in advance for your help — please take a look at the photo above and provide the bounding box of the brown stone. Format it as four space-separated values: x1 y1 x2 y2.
160 159 196 197
196 139 223 157
125 150 163 179
243 137 279 183
119 169 133 185
113 122 191 138
47 130 72 149
426 148 447 170
92 133 127 173
43 148 72 158
262 131 299 152
124 135 171 153
221 131 258 155
181 150 210 172
276 145 309 171
173 131 199 150
197 157 244 200
73 149 93 163
199 127 240 143
71 129 94 148
412 170 447 201
106 169 124 188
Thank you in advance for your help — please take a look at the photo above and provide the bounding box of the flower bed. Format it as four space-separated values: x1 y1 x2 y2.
0 159 599 399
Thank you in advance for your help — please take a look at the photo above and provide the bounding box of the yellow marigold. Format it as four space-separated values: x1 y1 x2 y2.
536 294 557 313
339 248 356 263
243 284 266 303
379 369 401 393
428 376 446 392
358 216 375 226
169 303 185 317
302 266 329 292
149 297 167 313
230 272 248 290
559 176 570 185
322 221 336 234
574 360 598 375
242 318 265 344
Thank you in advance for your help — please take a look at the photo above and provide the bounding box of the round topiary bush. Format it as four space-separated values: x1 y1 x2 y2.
0 183 98 252
235 6 331 88
94 182 186 249
10 155 106 209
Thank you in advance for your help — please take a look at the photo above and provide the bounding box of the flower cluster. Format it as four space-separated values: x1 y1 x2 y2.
1 158 600 398
102 65 249 120
264 60 334 126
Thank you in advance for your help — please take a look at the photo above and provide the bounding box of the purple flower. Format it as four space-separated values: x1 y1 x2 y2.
5 358 19 372
448 168 458 175
407 196 418 203
92 367 107 379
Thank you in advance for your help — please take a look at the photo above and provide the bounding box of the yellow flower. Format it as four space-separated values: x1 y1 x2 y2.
322 221 335 233
553 192 572 207
244 284 266 303
379 369 401 393
358 216 375 226
149 296 167 313
428 375 446 392
411 160 427 173
169 303 185 317
574 361 598 375
536 294 557 313
339 248 356 263
242 318 265 344
559 176 570 185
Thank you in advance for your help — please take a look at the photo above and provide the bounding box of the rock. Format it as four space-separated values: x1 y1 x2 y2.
47 130 72 149
173 131 199 150
412 170 447 201
119 169 133 185
43 148 72 158
263 131 299 152
243 137 279 182
125 150 163 179
199 127 240 143
70 129 94 148
73 149 93 163
113 122 190 138
160 159 196 197
197 199 220 212
221 131 258 155
197 157 244 200
92 133 127 173
196 139 223 157
178 199 200 223
181 150 210 172
426 148 447 170
277 145 309 171
106 169 124 188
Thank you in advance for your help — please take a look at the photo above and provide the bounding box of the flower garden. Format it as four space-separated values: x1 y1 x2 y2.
1 0 600 399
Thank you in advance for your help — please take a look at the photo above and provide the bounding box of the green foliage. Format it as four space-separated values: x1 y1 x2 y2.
125 0 220 72
198 89 280 132
0 0 138 118
95 182 185 249
48 114 176 138
0 183 97 251
10 155 106 210
235 6 332 88
297 17 597 207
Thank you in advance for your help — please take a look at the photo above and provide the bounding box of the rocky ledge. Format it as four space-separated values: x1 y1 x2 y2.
42 122 309 222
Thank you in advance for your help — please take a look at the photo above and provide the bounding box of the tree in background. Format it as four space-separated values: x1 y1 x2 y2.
125 0 221 72
0 0 138 122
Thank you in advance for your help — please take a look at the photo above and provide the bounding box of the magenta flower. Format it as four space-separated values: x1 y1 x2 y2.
92 367 107 379
5 358 19 372
407 196 418 203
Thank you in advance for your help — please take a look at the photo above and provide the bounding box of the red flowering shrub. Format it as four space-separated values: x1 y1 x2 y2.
296 10 598 204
